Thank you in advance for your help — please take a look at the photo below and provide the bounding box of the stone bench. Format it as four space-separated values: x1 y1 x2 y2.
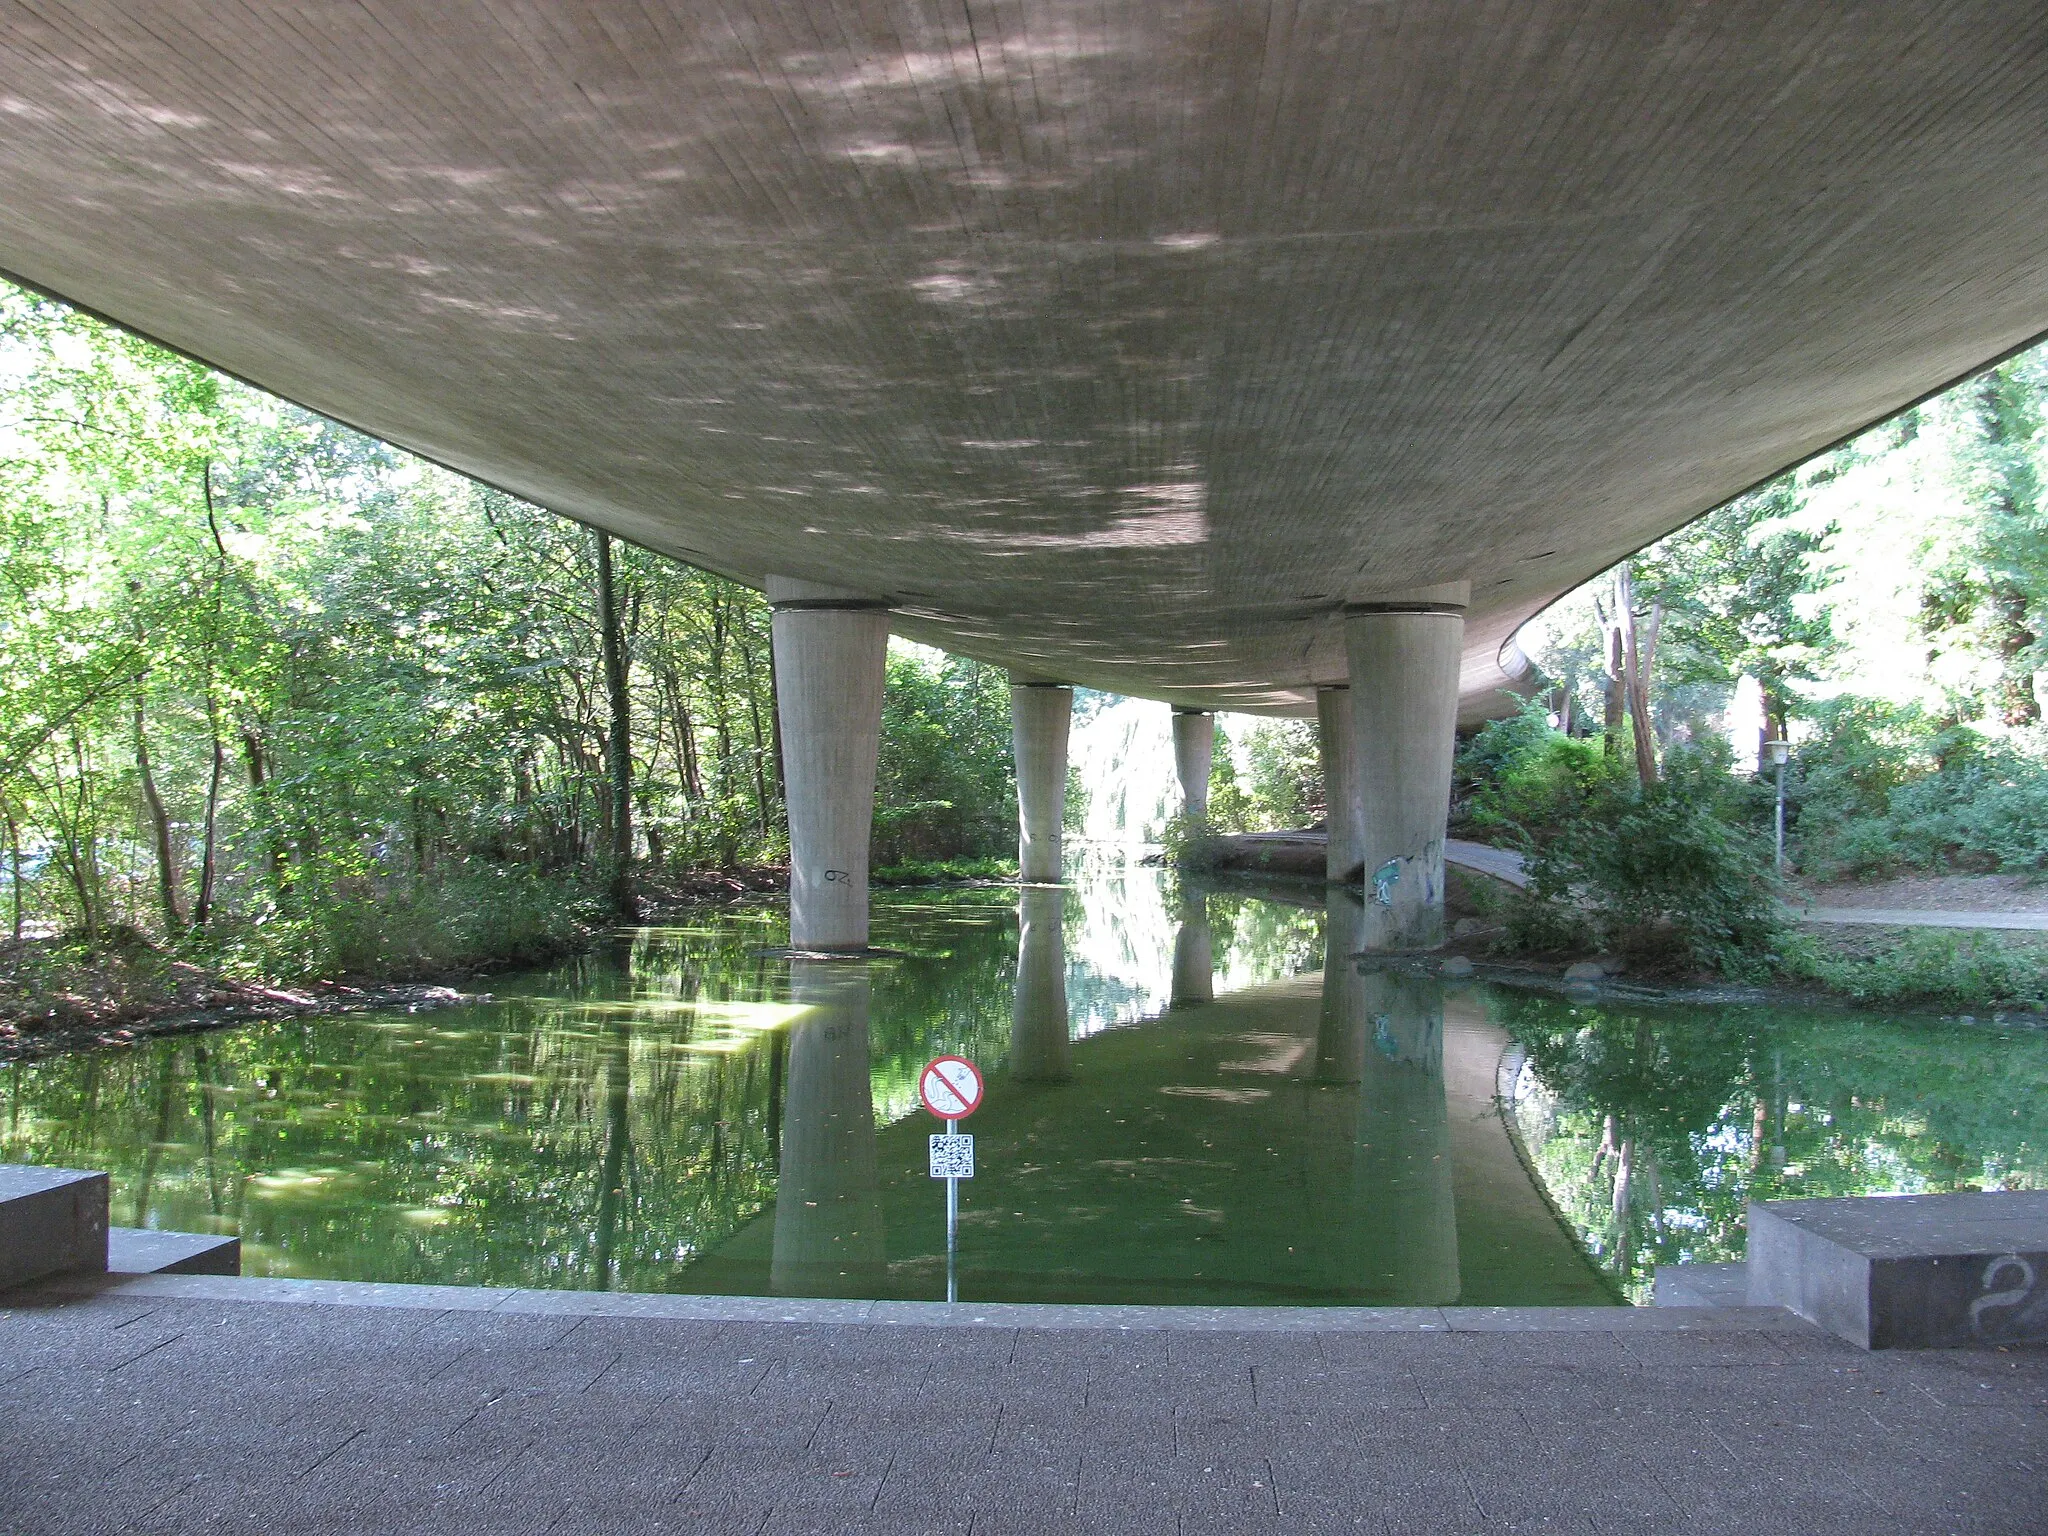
3 1164 241 1289
1748 1191 2048 1349
0 1165 108 1289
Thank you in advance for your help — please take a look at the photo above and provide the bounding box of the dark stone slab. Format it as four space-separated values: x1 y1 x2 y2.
1749 1192 2048 1349
0 1165 107 1291
108 1228 241 1276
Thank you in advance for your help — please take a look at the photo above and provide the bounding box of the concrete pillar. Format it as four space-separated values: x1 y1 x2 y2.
1314 888 1367 1084
1171 708 1214 823
771 963 885 1297
1316 685 1361 885
1170 890 1215 1008
768 577 890 951
1010 887 1071 1082
1344 588 1467 949
1357 969 1460 1304
1010 679 1073 885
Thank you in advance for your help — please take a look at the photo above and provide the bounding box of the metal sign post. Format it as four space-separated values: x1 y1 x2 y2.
920 1056 983 1304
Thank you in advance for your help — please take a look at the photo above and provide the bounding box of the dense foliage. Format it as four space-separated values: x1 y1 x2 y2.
0 283 1015 981
1521 342 2048 881
1502 741 1785 975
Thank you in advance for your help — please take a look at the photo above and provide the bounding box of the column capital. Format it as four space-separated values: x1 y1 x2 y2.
1343 579 1470 616
1343 600 1466 617
765 575 891 611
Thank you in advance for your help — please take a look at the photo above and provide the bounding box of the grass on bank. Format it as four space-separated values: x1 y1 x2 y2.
873 856 1018 885
1 867 604 1036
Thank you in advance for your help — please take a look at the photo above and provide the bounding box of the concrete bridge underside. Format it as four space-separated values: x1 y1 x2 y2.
6 2 2048 942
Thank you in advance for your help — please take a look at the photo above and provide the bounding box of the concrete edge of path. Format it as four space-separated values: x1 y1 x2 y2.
5 1270 1817 1335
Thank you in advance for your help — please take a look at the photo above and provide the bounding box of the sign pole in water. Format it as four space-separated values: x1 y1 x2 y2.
920 1055 983 1304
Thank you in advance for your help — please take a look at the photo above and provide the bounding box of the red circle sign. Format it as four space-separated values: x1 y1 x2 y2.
919 1056 984 1120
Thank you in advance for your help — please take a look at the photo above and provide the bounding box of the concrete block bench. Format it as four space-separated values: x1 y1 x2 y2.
0 1165 108 1289
1749 1191 2048 1349
3 1164 242 1289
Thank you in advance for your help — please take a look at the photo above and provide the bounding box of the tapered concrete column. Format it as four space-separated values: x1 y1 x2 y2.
1010 679 1073 884
1317 685 1362 885
1171 708 1214 823
771 964 884 1297
1345 587 1467 949
1170 890 1215 1008
1010 887 1071 1082
768 577 890 951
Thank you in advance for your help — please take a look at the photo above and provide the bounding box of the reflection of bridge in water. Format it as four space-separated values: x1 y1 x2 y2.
685 888 1614 1307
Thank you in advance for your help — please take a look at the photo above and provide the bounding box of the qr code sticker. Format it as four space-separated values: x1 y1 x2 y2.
928 1133 975 1180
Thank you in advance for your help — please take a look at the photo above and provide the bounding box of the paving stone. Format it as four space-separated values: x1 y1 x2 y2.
1 1288 2045 1535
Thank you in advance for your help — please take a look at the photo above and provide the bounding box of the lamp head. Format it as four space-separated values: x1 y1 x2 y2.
1767 739 1791 767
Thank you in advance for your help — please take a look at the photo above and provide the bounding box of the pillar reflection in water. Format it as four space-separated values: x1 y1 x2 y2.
1170 890 1215 1008
1315 889 1367 1085
1011 887 1071 1083
1356 967 1460 1304
770 962 885 1298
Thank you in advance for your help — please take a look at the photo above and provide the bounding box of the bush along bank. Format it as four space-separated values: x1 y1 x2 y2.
0 862 803 1055
1447 708 2048 1013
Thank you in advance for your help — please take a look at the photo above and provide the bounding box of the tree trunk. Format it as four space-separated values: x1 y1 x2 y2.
1617 564 1662 785
735 624 772 839
595 531 637 918
1991 583 2041 726
192 707 225 928
5 803 22 942
242 728 289 893
134 694 186 935
766 627 786 823
1597 597 1626 757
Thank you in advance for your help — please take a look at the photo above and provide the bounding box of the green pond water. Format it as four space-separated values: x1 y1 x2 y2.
6 876 2047 1306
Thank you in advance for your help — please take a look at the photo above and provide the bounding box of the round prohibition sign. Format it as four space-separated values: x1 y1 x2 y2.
919 1055 984 1121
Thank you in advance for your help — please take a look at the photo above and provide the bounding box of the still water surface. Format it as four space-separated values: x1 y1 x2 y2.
6 875 2046 1305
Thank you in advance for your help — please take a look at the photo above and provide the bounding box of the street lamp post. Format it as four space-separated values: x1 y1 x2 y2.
1768 739 1791 873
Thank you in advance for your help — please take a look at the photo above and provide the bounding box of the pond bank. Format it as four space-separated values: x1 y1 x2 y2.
0 865 790 1062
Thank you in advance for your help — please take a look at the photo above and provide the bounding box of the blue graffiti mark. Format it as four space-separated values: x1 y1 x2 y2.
1372 1013 1397 1058
1372 859 1401 906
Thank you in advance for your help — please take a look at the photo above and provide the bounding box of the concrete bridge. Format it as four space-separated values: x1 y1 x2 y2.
4 3 2048 948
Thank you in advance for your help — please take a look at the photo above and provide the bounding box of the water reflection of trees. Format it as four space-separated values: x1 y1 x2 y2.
1494 991 2048 1301
0 883 1329 1292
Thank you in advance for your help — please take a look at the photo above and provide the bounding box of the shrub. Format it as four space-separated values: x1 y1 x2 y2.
178 863 596 984
1510 745 1786 975
872 856 1018 885
1455 702 1628 851
1793 697 2048 877
1781 929 2048 1011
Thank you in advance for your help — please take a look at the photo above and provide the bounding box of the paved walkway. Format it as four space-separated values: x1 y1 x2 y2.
4 1273 2043 1535
1789 906 2048 932
1447 840 2048 932
1443 841 1530 890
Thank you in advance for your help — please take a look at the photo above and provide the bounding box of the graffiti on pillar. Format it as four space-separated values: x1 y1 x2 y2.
822 868 850 884
1374 849 1441 908
1372 1013 1396 1058
1371 859 1401 906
